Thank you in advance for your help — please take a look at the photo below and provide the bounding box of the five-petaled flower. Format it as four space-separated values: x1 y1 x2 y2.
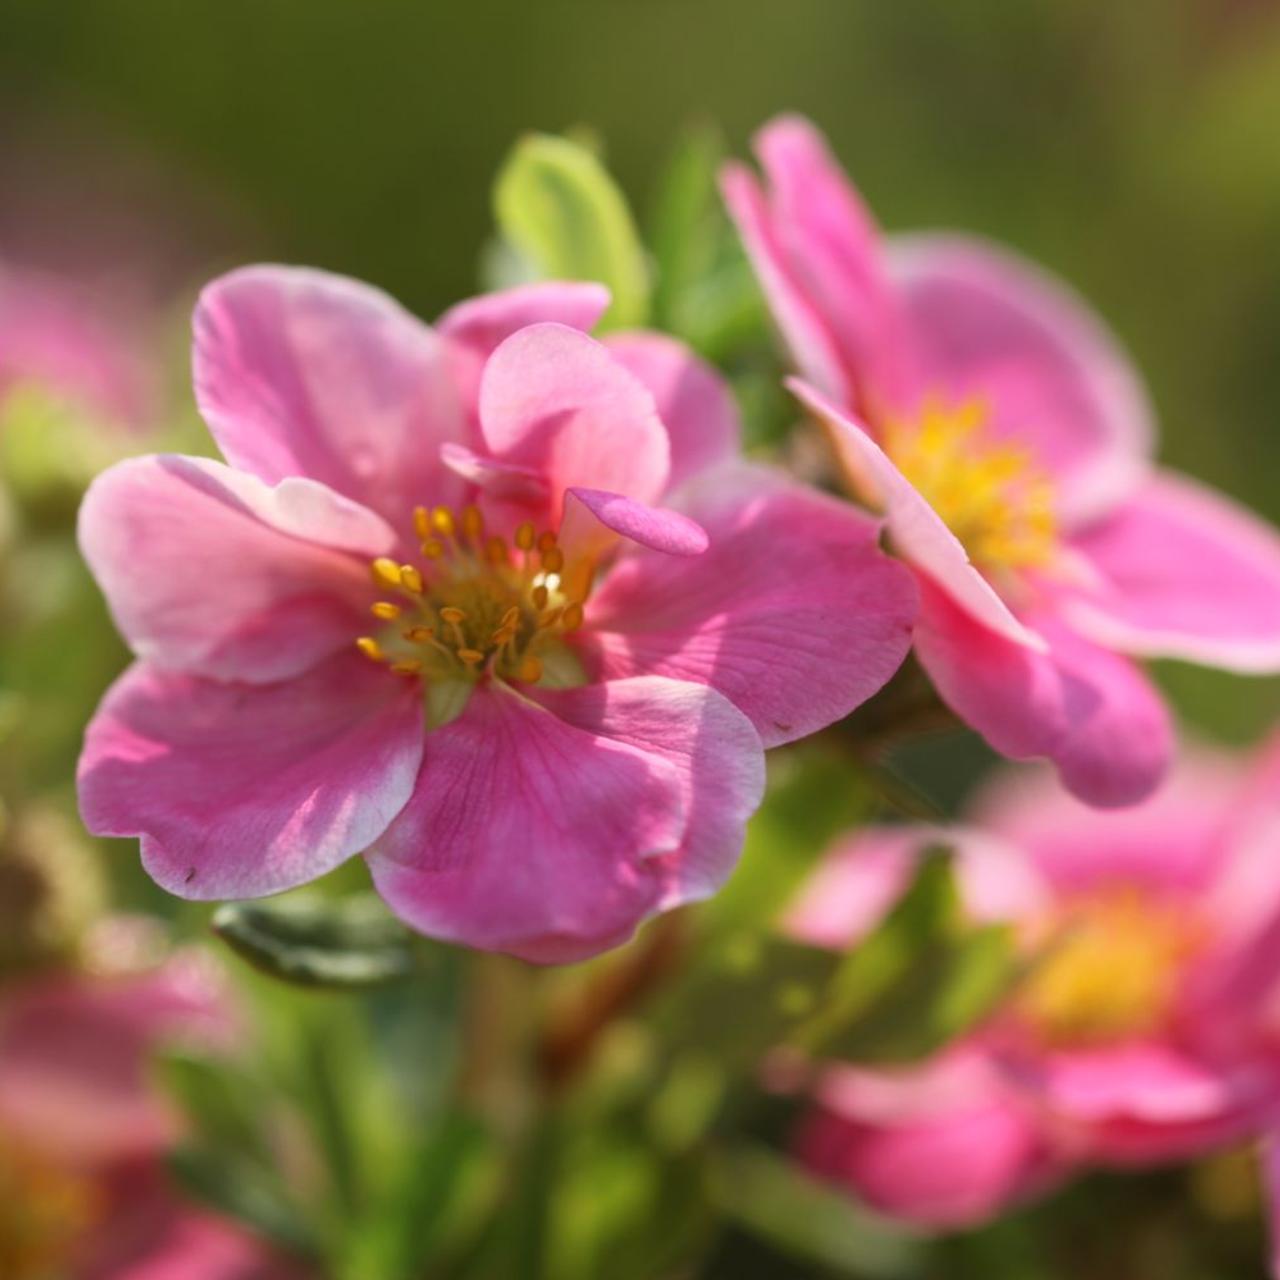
786 743 1280 1230
723 115 1280 806
77 270 917 962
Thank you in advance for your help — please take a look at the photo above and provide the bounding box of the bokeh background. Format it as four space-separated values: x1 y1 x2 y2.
4 2 1280 1276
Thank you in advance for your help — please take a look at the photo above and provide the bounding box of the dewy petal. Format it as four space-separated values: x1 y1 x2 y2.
913 578 1172 808
582 463 917 748
753 115 911 412
1063 471 1280 672
79 454 391 683
602 331 740 490
478 322 670 518
193 265 467 536
888 234 1154 526
78 654 423 900
366 676 764 964
560 487 709 563
789 378 1044 650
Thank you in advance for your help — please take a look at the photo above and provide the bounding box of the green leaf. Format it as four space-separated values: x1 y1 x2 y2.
211 893 415 989
494 132 650 329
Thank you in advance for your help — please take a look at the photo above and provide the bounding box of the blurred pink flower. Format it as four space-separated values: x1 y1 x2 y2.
77 270 917 963
723 116 1280 807
786 741 1280 1227
0 935 298 1278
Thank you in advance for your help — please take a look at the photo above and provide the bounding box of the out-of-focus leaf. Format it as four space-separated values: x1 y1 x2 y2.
708 1143 922 1278
211 893 414 989
158 1051 273 1164
494 132 649 329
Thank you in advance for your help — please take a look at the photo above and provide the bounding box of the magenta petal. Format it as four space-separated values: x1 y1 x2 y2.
478 322 670 515
914 579 1172 807
78 655 423 900
603 332 740 490
1064 471 1280 672
366 676 764 964
193 265 467 535
889 234 1154 526
584 464 917 748
80 455 391 682
789 378 1042 649
561 487 709 560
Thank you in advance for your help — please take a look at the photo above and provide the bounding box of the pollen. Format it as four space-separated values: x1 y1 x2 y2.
355 503 593 690
882 396 1057 571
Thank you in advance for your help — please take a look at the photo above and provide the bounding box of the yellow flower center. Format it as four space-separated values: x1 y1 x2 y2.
883 396 1057 570
0 1138 103 1279
1015 886 1203 1048
356 503 590 691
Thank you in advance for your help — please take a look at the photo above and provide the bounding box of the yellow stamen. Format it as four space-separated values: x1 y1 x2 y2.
439 606 466 624
371 602 401 621
432 506 456 537
400 565 425 594
515 521 535 551
356 636 386 662
541 546 564 574
457 648 485 666
537 530 557 554
413 506 432 540
371 558 403 590
485 536 509 565
462 504 484 541
561 602 584 631
404 625 435 643
532 584 549 611
517 655 543 683
421 538 445 559
390 660 423 676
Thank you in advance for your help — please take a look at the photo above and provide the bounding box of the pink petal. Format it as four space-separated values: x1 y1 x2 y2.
582 463 917 748
913 578 1172 807
799 1050 1057 1228
789 378 1042 649
889 234 1154 526
720 161 852 404
478 323 670 520
753 115 911 413
193 265 467 537
78 655 423 900
80 455 391 682
1064 471 1280 672
438 441 549 505
366 676 764 964
603 331 740 490
560 487 709 562
438 280 610 352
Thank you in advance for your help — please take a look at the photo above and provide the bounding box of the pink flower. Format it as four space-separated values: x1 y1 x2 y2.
77 270 917 963
0 935 298 1279
786 741 1280 1228
723 116 1280 806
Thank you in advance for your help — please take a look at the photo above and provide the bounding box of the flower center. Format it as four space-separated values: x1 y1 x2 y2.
1014 886 1203 1048
0 1138 102 1279
882 396 1056 570
355 503 590 688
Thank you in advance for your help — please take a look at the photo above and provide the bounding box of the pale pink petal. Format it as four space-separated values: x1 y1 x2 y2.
582 463 917 748
1063 472 1280 672
914 579 1172 807
720 162 852 403
477 323 670 520
754 115 911 413
78 655 423 900
559 487 709 563
79 455 391 682
193 265 466 536
889 234 1154 526
799 1050 1057 1228
438 280 610 351
438 441 549 505
603 332 740 490
366 676 763 964
789 378 1043 649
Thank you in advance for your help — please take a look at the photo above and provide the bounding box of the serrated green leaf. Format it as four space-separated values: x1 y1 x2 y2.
494 132 649 329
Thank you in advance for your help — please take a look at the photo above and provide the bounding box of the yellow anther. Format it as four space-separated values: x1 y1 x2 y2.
413 506 432 540
561 602 584 631
458 648 486 666
356 636 386 662
400 565 425 594
532 584 549 610
432 506 456 537
390 660 423 676
538 606 563 629
537 530 558 554
501 606 521 628
371 558 403 590
371 602 401 621
404 625 435 643
541 546 564 574
517 655 543 683
485 536 509 565
421 539 445 559
462 504 484 541
439 606 467 624
515 521 535 551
